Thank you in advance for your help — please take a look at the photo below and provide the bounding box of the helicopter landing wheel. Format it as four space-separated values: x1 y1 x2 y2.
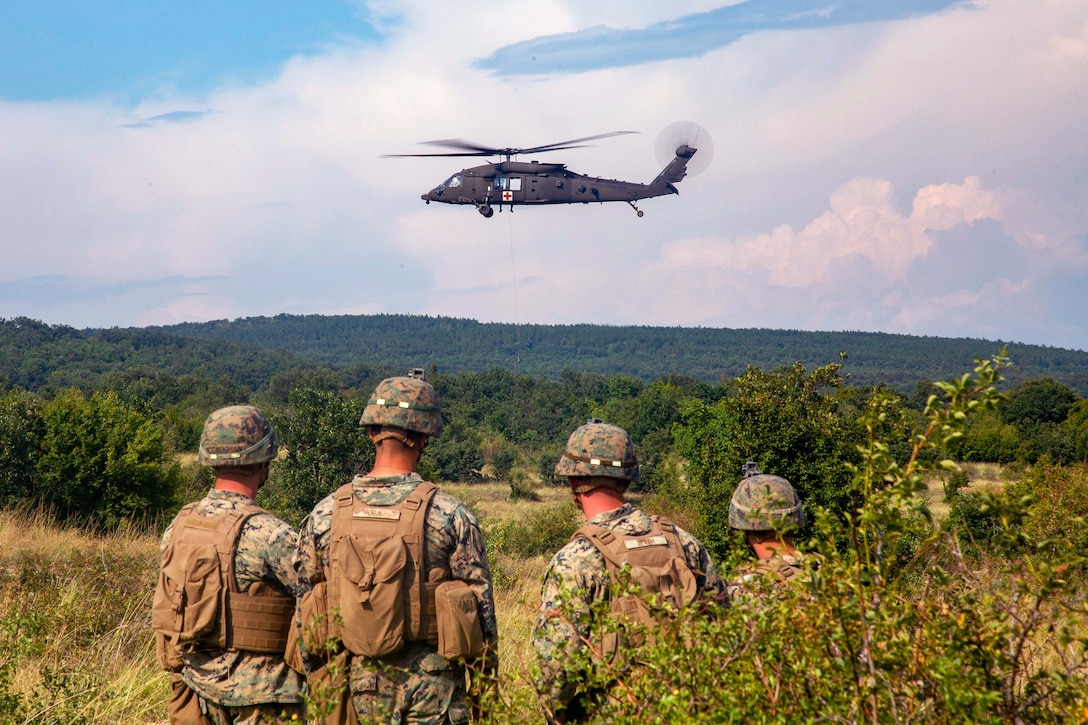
478 204 494 218
628 201 644 217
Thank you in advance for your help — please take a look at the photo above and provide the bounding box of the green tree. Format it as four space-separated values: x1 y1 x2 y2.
672 361 878 559
0 390 44 506
1001 377 1078 430
959 408 1021 463
36 389 181 528
264 387 373 524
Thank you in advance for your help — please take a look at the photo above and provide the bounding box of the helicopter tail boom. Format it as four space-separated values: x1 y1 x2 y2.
650 144 697 191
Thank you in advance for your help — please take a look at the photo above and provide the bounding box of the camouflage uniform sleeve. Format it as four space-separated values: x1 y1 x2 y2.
236 513 303 598
531 540 608 714
292 498 334 673
677 527 726 599
438 496 498 646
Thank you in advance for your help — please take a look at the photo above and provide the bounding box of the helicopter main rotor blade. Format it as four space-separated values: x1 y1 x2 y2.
516 130 637 155
384 131 639 159
380 151 495 158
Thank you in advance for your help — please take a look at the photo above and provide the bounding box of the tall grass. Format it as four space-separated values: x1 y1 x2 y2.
0 507 167 724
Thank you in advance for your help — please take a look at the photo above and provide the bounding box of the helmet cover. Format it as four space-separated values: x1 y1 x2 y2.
198 405 278 467
728 473 806 530
359 376 443 437
554 420 640 489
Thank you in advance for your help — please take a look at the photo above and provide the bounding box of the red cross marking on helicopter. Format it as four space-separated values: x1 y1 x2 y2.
501 191 513 201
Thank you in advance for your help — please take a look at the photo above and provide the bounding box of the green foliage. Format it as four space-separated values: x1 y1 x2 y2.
959 408 1021 463
1002 377 1079 429
943 468 969 500
1007 463 1088 558
672 361 880 560
508 471 541 502
485 502 582 559
1060 401 1088 467
0 390 44 506
517 352 1088 724
36 389 181 529
263 386 373 524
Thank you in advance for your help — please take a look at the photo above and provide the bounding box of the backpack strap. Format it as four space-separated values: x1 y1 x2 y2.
326 482 358 645
399 481 438 642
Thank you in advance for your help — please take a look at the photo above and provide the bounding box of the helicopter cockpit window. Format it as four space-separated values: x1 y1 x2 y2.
444 175 463 188
495 177 522 191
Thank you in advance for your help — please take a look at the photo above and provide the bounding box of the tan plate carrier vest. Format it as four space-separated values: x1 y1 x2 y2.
152 501 295 663
574 515 700 655
323 481 445 658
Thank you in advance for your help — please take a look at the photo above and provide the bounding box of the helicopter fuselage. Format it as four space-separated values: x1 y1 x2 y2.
421 144 696 218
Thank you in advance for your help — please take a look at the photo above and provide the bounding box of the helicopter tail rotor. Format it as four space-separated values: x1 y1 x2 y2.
655 121 714 176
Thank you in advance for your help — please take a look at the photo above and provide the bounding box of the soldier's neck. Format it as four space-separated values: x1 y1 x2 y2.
750 538 798 560
214 475 258 500
576 490 626 520
367 440 420 478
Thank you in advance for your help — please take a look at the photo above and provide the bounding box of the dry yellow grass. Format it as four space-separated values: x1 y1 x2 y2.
0 508 168 723
921 462 1010 522
0 484 574 723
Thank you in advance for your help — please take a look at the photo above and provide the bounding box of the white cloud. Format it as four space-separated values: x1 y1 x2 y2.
0 0 1086 351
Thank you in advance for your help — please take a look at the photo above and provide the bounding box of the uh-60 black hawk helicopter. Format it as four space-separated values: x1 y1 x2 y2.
383 123 712 218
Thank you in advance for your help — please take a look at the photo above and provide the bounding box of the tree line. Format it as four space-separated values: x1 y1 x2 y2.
3 338 1088 541
6 315 1088 396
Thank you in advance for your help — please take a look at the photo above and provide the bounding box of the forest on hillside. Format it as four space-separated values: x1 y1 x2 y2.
160 313 1088 393
6 314 1088 396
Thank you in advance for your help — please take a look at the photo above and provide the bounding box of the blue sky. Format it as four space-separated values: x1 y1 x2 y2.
0 1 380 101
2 0 1088 353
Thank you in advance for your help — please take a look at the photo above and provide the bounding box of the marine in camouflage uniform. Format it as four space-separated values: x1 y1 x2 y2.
294 373 497 725
725 463 812 598
159 405 305 725
532 421 723 724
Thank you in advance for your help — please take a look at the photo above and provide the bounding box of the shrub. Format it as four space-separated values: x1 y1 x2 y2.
36 389 181 529
486 502 581 559
943 468 969 500
514 351 1088 724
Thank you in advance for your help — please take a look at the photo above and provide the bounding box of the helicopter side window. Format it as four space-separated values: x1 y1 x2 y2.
495 177 522 191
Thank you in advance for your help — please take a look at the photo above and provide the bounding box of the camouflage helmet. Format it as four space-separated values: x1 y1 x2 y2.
198 405 278 467
359 376 443 437
728 469 806 530
554 419 640 490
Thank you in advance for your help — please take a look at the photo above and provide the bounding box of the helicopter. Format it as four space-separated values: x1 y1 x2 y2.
383 125 711 218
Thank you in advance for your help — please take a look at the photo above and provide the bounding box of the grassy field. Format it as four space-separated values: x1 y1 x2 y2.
2 470 1049 723
0 482 577 724
920 461 1008 521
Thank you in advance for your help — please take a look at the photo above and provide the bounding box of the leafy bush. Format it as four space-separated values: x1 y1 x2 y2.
513 352 1088 724
486 502 581 559
943 468 969 500
670 361 889 560
263 386 372 524
0 390 44 506
36 389 181 529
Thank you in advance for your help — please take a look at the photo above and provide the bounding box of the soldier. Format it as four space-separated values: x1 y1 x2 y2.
152 405 305 724
727 462 809 591
532 420 723 724
294 371 497 724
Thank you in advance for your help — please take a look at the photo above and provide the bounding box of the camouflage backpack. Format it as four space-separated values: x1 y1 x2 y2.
574 516 699 658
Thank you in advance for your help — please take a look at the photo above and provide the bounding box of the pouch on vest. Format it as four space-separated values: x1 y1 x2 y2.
435 580 484 660
328 481 441 658
576 516 699 657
